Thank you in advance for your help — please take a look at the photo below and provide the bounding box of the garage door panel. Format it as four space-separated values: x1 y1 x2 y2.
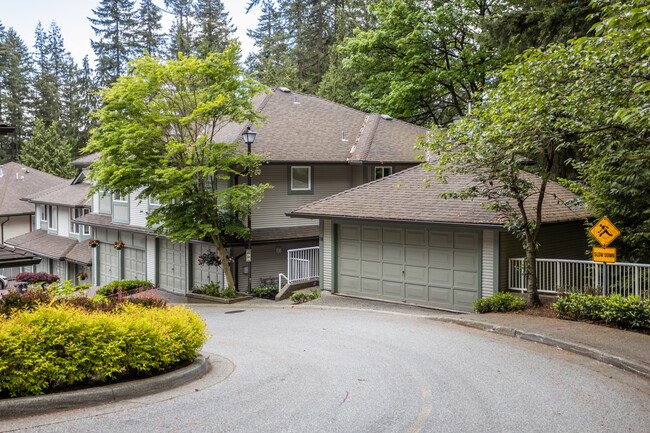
341 258 360 274
124 248 146 281
382 281 404 298
340 274 360 292
454 270 478 290
340 241 361 258
158 239 185 293
383 228 403 244
454 289 478 308
429 268 452 285
361 227 381 242
405 230 426 246
429 231 453 248
405 265 427 284
406 284 427 302
361 260 380 278
455 232 479 250
405 246 427 266
429 248 452 267
361 278 381 294
429 286 453 304
382 263 403 280
454 251 478 271
361 243 381 260
382 244 404 263
340 225 360 240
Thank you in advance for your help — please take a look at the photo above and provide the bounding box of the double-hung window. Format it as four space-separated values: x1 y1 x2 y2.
40 205 48 224
70 208 90 235
288 166 313 194
46 205 56 230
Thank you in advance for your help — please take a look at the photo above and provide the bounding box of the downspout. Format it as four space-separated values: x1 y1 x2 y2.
1 216 10 244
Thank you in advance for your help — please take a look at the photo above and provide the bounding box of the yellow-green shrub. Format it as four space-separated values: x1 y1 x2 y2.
0 304 209 397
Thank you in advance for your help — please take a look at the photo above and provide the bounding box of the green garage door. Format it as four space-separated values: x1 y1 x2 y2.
99 242 119 286
124 248 147 281
338 224 480 311
158 239 185 294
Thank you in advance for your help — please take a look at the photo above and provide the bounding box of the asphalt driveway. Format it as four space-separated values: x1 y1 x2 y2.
3 306 649 432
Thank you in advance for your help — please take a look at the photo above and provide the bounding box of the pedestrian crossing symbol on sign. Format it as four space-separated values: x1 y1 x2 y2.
589 217 620 248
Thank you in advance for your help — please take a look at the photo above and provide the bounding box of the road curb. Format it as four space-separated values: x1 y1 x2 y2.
431 316 650 380
0 353 209 420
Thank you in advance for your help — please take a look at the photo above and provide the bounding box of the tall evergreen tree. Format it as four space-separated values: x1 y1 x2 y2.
135 0 165 57
89 0 138 86
20 119 76 178
0 25 32 162
193 0 236 57
166 0 195 57
32 22 62 128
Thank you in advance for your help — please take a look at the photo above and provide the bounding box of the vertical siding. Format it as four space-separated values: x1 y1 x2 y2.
191 242 225 289
58 207 70 238
323 219 332 291
498 221 590 290
129 190 149 227
146 235 156 284
252 164 354 229
92 192 99 213
351 166 364 187
481 230 494 298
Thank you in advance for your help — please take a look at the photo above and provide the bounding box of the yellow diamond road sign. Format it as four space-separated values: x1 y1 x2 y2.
589 217 620 248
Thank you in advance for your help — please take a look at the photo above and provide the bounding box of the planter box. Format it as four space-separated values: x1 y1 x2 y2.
186 293 253 304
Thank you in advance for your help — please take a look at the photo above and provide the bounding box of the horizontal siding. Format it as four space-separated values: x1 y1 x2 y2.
323 219 332 291
499 221 590 290
3 216 30 242
252 164 354 229
147 236 156 284
482 230 494 298
129 190 149 228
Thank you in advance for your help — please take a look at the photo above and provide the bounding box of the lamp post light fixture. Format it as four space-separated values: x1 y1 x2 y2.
242 126 257 295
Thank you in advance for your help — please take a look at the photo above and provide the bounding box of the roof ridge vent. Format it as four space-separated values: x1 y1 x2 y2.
380 114 393 120
278 86 291 93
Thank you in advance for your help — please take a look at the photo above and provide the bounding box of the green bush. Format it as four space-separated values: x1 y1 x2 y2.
0 290 53 317
554 294 650 329
252 285 279 299
191 281 236 299
473 292 525 313
0 303 208 397
290 292 314 304
97 280 153 297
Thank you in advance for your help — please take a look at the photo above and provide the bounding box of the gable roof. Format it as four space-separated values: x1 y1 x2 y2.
0 163 68 217
287 165 590 228
71 152 99 167
22 174 91 208
5 229 91 265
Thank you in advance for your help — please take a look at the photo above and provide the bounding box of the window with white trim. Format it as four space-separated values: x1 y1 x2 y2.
112 193 128 202
70 208 90 235
289 166 313 194
374 166 392 180
47 205 56 230
40 205 47 223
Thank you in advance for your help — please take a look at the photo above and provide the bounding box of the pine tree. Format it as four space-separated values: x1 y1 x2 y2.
193 0 236 57
89 0 138 86
135 0 165 57
166 0 195 57
0 26 32 162
20 119 76 178
32 22 62 128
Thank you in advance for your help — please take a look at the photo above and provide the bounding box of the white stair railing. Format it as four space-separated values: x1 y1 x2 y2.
278 246 319 290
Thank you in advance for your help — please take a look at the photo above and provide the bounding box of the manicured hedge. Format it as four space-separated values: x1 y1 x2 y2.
554 294 650 329
473 292 525 313
15 272 59 284
96 280 153 297
0 303 208 397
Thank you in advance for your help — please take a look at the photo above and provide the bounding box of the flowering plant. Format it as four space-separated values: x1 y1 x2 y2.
88 239 100 248
198 250 221 267
79 273 88 281
113 240 125 250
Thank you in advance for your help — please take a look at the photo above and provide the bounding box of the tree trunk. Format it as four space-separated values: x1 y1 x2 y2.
210 233 236 289
525 246 542 308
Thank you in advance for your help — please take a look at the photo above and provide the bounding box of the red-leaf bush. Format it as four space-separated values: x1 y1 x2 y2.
15 272 60 285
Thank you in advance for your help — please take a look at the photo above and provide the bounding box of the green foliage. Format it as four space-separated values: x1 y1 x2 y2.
85 44 270 288
191 281 235 299
96 280 153 297
290 291 315 304
473 292 526 313
252 285 279 299
311 288 322 299
554 294 650 329
0 303 208 397
19 118 76 178
45 280 91 299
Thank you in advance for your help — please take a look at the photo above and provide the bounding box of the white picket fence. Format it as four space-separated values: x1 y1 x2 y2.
509 258 650 299
278 246 319 289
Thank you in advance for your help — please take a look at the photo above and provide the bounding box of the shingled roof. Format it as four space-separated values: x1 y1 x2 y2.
0 244 42 267
0 163 67 217
213 87 428 164
22 181 90 208
287 165 590 228
5 229 91 265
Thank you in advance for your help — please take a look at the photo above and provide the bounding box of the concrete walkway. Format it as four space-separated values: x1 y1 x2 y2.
162 289 650 380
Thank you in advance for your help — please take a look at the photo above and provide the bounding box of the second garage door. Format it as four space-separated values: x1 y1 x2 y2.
338 224 480 311
124 247 147 281
158 238 186 294
99 242 119 286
